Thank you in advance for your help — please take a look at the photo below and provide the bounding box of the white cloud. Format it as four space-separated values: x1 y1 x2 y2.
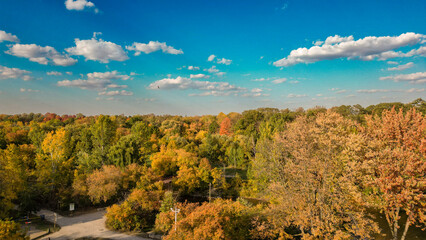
323 35 354 45
0 65 32 81
87 70 130 81
57 78 111 90
7 44 77 66
387 62 414 71
406 45 426 57
126 41 183 55
66 71 73 75
380 72 426 84
147 76 245 94
187 66 200 70
251 88 263 93
98 90 133 96
274 32 425 67
20 88 39 93
0 30 19 42
272 78 287 84
313 40 324 46
207 54 216 62
65 0 97 12
57 71 130 90
190 74 209 79
252 77 269 82
107 84 128 89
205 66 219 73
289 80 299 84
335 89 348 94
47 71 62 76
215 72 226 77
66 37 128 63
387 61 398 65
217 58 232 65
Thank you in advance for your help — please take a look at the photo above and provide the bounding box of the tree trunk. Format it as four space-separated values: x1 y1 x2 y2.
401 211 413 240
393 207 400 240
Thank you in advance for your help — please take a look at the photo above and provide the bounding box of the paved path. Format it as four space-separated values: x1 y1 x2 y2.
36 209 150 240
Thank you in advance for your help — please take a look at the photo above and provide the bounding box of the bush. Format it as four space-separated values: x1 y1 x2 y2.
0 219 28 240
105 188 162 231
163 199 259 240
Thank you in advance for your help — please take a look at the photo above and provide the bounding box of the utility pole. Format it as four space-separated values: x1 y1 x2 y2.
170 208 180 231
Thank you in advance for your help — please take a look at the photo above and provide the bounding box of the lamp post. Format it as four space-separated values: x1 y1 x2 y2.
170 208 180 231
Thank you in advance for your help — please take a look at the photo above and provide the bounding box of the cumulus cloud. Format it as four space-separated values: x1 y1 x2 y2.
252 77 270 82
217 58 232 65
205 66 220 73
147 76 245 95
47 71 62 76
207 54 216 61
107 84 128 89
387 62 414 71
215 72 226 77
87 70 130 81
126 41 183 55
274 32 425 67
0 65 32 81
251 88 263 93
406 45 426 57
98 90 133 96
272 78 287 84
190 74 209 79
20 88 39 93
241 88 269 98
65 0 98 12
0 30 19 42
335 89 348 94
66 37 128 63
324 35 354 45
387 61 398 65
380 71 426 84
57 71 130 90
7 44 77 66
57 78 111 90
187 66 200 70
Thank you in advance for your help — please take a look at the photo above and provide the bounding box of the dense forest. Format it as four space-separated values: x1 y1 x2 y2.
1 99 425 240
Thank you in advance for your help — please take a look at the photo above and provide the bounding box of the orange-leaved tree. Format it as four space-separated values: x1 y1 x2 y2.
361 108 426 240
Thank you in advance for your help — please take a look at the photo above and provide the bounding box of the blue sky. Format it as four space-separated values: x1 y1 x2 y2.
0 0 425 115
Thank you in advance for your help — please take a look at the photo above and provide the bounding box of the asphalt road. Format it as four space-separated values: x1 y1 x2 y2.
36 209 150 240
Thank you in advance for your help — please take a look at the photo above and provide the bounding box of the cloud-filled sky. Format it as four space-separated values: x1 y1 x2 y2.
0 0 425 115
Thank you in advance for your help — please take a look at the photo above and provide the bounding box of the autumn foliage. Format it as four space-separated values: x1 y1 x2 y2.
0 101 425 239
